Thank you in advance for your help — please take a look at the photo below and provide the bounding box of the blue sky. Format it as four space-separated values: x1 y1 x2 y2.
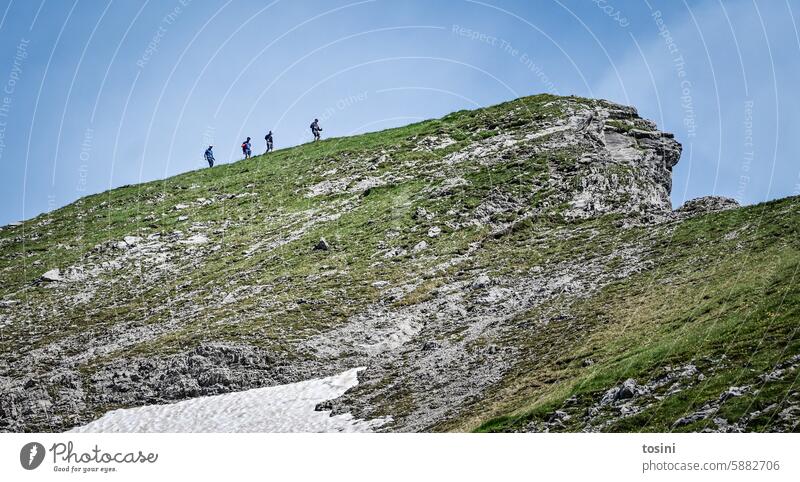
0 0 798 225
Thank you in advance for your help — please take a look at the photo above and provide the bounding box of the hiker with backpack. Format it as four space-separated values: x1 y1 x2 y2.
242 137 252 159
264 131 273 153
310 119 322 141
204 145 215 167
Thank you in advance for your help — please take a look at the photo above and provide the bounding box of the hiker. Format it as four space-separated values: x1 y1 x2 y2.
310 119 322 141
264 131 273 153
204 145 215 167
241 137 252 159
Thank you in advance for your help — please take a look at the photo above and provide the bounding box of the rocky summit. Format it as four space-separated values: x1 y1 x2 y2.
1 94 798 433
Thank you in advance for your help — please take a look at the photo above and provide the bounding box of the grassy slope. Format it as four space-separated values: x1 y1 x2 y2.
0 94 566 365
460 198 800 432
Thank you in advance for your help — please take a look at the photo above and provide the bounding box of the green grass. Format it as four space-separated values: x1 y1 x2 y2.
460 198 800 432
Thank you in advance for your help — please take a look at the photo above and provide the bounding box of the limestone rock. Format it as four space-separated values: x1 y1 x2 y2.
40 269 63 282
676 196 740 216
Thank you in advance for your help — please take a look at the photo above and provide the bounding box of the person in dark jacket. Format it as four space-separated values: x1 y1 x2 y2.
310 119 322 141
204 145 215 167
264 131 273 153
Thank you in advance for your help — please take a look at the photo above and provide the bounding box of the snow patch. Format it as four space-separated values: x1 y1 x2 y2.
70 368 390 433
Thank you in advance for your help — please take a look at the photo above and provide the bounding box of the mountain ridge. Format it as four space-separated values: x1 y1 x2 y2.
1 94 798 432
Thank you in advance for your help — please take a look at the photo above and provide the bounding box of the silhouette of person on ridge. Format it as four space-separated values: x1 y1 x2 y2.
241 137 252 159
264 131 273 153
310 119 322 141
204 145 215 167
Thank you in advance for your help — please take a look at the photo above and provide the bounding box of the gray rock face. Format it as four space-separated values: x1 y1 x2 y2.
436 100 682 221
553 103 682 219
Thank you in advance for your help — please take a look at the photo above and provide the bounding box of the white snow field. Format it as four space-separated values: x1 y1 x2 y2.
70 367 390 433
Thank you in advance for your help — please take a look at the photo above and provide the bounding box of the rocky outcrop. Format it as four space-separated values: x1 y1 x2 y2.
437 100 682 221
556 103 682 219
676 196 740 216
314 237 330 251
